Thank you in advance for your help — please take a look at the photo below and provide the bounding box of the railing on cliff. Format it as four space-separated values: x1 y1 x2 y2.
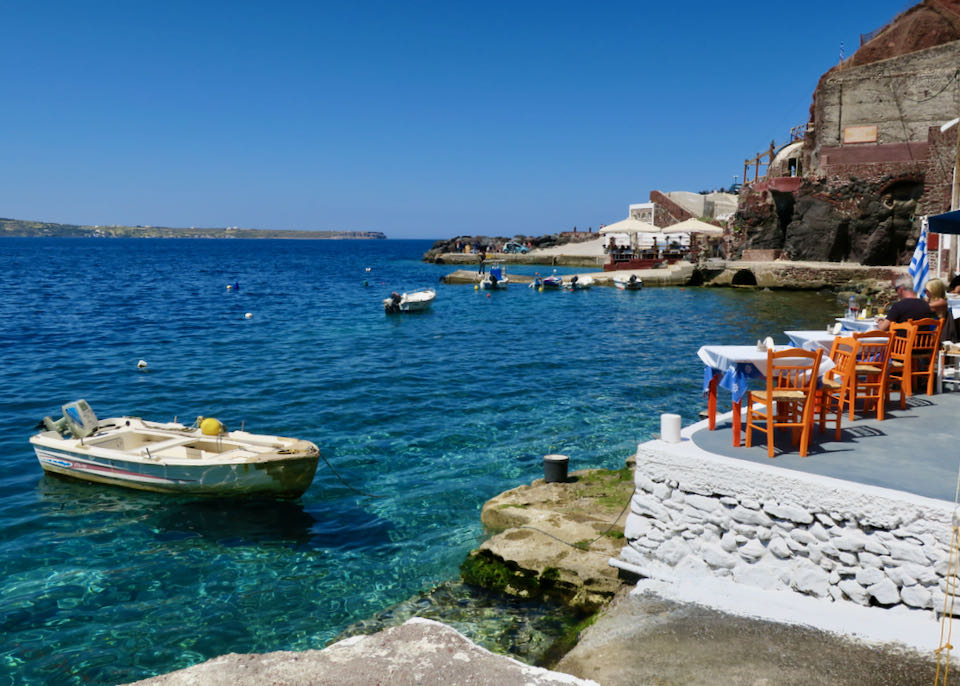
743 141 776 185
742 126 807 185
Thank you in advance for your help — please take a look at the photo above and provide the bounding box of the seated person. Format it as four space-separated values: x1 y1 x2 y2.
948 272 960 295
926 278 959 340
876 276 934 331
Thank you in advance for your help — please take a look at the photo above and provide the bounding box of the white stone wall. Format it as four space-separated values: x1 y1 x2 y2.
619 444 956 615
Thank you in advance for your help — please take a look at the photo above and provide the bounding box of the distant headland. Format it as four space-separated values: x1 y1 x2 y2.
0 217 386 240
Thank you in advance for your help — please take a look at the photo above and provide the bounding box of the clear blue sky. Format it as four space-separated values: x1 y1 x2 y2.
1 1 915 238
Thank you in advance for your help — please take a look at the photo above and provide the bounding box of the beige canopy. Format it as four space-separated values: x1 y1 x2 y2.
599 218 661 234
666 218 724 236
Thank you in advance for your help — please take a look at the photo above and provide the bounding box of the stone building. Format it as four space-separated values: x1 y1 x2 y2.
735 0 960 266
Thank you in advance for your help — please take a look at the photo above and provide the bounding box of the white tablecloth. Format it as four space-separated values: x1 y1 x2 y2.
835 317 879 333
698 345 832 402
784 330 837 351
948 296 960 318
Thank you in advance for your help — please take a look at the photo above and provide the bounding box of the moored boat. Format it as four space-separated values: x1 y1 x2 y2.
613 274 644 290
384 288 436 313
564 275 594 290
480 262 509 290
530 271 563 290
29 400 320 498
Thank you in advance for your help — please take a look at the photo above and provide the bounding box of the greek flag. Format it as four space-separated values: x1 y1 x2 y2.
908 217 929 297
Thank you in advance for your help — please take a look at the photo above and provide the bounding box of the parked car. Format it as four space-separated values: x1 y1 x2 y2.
502 241 529 254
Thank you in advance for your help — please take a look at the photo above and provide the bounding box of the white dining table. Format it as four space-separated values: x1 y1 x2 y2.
835 317 879 333
698 345 832 447
785 330 838 351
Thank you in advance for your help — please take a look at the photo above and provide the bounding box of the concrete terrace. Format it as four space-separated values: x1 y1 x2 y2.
690 391 960 503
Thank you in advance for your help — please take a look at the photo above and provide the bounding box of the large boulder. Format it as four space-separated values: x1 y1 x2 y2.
124 618 599 686
462 468 633 612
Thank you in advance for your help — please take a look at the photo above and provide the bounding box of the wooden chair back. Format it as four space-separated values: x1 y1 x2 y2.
829 336 859 379
846 330 892 420
887 321 917 408
764 347 823 398
910 317 944 395
747 347 823 458
911 317 943 356
888 321 916 364
851 330 892 366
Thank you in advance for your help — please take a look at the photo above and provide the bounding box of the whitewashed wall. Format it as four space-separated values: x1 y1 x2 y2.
617 443 955 614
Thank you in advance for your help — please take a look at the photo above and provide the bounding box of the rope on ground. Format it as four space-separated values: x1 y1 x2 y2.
934 460 960 685
319 453 385 498
517 483 637 553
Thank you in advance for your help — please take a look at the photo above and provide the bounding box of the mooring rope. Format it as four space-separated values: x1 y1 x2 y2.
319 452 385 498
934 460 960 685
518 482 637 553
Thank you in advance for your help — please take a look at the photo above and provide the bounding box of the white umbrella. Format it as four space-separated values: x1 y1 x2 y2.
599 218 662 252
666 218 724 236
598 218 661 235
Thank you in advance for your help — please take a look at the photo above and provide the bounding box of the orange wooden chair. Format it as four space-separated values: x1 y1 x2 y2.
908 317 943 396
886 321 917 410
849 330 893 420
818 336 858 440
746 347 823 458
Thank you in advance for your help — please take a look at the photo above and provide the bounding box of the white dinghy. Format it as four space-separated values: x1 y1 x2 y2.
384 289 436 313
30 400 320 498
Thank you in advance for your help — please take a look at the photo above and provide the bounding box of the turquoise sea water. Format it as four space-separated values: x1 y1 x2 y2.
0 238 838 684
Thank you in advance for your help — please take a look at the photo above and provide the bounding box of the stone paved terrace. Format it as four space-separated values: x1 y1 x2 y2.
691 391 960 502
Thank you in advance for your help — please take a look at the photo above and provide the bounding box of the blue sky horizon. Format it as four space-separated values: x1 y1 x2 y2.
3 1 916 239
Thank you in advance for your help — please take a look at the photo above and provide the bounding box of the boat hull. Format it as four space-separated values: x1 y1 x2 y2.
30 419 320 498
384 289 435 313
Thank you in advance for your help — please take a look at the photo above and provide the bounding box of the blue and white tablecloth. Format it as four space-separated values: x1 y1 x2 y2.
698 344 832 403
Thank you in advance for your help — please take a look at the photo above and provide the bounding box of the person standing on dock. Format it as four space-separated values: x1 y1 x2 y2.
478 248 486 274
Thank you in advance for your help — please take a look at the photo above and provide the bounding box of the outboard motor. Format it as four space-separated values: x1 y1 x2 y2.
41 399 99 438
384 292 402 313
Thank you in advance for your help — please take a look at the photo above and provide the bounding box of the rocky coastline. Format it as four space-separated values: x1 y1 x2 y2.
127 455 947 685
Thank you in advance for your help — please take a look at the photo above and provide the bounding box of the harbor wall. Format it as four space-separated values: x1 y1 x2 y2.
614 440 953 617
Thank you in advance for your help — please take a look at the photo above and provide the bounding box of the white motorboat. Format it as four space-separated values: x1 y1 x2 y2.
564 275 594 290
479 262 509 290
613 274 644 290
384 288 436 313
29 400 320 498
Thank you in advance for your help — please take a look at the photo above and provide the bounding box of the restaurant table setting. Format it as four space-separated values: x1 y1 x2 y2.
699 339 834 447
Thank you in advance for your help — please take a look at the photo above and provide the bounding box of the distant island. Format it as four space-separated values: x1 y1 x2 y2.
0 217 386 240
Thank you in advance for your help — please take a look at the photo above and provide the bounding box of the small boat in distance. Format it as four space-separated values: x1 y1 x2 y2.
480 262 509 290
530 271 563 290
613 274 644 290
384 288 436 313
29 400 320 498
564 275 594 290
542 270 563 288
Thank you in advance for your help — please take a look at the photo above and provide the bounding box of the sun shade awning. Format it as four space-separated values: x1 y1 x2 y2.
928 209 960 234
598 218 661 234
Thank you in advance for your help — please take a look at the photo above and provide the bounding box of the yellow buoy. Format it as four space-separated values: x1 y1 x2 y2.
200 417 222 435
474 284 479 290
